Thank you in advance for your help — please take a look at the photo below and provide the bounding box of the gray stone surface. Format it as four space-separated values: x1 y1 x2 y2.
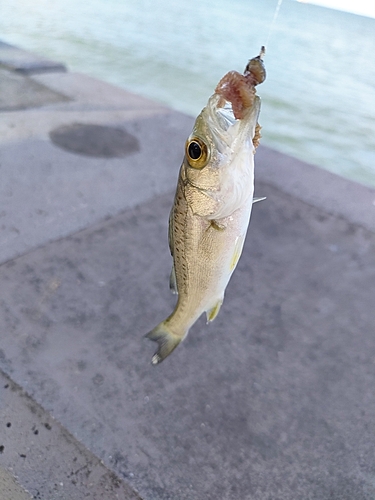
1 41 375 500
0 181 374 500
0 371 142 499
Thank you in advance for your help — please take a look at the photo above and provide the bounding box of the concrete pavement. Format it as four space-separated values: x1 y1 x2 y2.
0 371 141 500
0 43 375 499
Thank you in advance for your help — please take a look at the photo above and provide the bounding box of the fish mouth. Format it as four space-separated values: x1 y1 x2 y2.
194 51 265 154
212 92 260 129
206 50 265 149
215 69 258 121
205 92 261 152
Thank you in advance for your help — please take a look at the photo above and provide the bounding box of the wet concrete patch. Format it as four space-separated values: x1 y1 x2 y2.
49 123 140 158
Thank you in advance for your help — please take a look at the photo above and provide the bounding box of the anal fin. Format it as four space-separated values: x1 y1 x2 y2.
206 298 223 323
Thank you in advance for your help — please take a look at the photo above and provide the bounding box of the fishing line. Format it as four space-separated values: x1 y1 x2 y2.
264 0 284 48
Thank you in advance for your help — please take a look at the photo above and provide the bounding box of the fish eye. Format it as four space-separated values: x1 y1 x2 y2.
188 141 202 160
186 137 209 169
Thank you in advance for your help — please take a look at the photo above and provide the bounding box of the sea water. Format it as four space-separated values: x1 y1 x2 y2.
1 0 374 187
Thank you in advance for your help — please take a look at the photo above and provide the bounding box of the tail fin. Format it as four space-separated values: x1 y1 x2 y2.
145 321 184 365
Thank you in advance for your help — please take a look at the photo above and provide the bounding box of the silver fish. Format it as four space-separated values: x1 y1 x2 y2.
146 48 266 364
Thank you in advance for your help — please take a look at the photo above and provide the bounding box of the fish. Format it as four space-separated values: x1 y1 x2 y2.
146 48 266 365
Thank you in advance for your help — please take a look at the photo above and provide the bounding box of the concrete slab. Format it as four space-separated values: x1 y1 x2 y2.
0 179 374 499
0 370 142 499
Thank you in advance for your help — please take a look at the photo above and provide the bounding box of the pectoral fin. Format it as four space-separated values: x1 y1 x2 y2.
210 220 227 231
206 298 223 323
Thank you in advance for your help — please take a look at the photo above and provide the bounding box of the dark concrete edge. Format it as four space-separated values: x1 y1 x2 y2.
256 145 375 234
0 368 144 500
0 64 72 112
0 41 18 49
0 40 67 74
13 63 67 75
